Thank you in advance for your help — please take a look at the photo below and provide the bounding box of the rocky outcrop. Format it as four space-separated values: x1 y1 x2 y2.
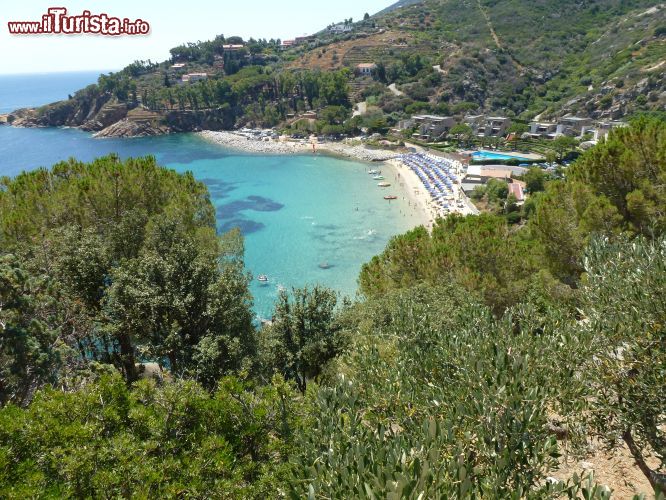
93 119 169 138
8 94 129 131
8 93 240 138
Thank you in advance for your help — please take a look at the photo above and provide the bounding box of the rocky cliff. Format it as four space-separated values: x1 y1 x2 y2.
8 95 238 138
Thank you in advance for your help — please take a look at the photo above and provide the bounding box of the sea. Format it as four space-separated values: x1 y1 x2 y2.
0 72 422 318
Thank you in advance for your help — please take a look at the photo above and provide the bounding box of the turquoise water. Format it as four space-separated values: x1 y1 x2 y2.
0 126 421 318
0 71 106 113
471 151 532 162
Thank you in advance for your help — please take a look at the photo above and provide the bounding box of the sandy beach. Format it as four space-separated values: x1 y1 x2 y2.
196 130 480 230
199 130 434 229
384 159 435 229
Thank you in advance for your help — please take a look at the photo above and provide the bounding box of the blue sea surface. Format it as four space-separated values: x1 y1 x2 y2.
0 71 106 113
0 71 423 317
0 126 422 318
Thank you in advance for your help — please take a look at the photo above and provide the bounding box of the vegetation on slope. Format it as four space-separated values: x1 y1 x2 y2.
8 1 665 135
0 117 665 497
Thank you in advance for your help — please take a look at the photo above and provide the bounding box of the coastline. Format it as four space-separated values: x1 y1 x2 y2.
385 158 436 229
199 129 434 230
198 130 400 162
383 159 436 231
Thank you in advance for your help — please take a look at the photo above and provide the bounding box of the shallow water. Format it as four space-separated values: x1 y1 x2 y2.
0 126 422 317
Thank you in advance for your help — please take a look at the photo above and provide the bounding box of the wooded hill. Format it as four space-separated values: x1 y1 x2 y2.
6 1 665 136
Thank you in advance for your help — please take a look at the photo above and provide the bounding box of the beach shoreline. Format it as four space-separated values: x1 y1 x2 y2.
199 129 434 229
383 159 435 229
198 130 400 162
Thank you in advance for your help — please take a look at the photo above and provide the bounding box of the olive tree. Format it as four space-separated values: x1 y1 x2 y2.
582 236 666 494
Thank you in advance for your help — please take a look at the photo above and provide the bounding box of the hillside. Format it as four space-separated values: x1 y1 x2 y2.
4 0 665 136
1 118 665 497
295 0 665 120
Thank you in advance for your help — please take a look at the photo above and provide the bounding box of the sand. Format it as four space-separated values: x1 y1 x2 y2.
199 130 434 229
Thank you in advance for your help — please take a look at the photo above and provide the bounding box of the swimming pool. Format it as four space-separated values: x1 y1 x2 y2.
471 151 533 162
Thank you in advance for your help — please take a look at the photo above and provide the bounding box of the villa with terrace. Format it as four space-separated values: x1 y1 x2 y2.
528 116 626 141
411 115 457 141
329 23 352 33
181 73 208 83
528 121 558 139
464 115 512 138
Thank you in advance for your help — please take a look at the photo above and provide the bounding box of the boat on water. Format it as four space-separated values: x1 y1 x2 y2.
368 169 380 175
384 195 398 200
318 261 331 269
372 175 385 180
257 274 269 282
377 182 391 187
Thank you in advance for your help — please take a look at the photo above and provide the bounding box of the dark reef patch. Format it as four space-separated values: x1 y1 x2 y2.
200 178 237 199
218 218 265 235
217 195 284 219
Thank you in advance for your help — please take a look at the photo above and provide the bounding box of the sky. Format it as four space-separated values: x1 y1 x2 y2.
1 0 393 74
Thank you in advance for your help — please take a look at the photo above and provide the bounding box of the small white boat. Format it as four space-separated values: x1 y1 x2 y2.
373 175 385 180
257 274 269 282
377 182 391 187
368 169 380 175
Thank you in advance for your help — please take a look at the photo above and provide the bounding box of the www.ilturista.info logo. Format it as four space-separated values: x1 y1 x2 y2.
7 7 150 36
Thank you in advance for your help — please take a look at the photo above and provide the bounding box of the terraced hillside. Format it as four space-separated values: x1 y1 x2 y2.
7 0 665 136
321 0 666 119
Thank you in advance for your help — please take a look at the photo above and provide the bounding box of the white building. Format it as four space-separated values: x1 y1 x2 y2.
412 115 456 141
356 63 377 76
528 121 558 139
592 120 627 141
181 73 208 83
329 23 352 33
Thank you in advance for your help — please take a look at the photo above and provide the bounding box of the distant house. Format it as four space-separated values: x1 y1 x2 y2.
464 115 511 138
301 111 318 119
507 182 525 203
181 73 208 83
528 121 558 140
396 118 415 130
356 63 377 76
222 44 244 51
462 165 528 198
412 115 456 141
529 116 608 140
556 116 593 137
171 63 186 69
329 23 352 33
592 120 627 141
295 35 315 44
281 39 296 48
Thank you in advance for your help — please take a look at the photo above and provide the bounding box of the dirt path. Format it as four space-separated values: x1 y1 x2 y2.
388 83 404 96
476 0 502 49
475 0 525 72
